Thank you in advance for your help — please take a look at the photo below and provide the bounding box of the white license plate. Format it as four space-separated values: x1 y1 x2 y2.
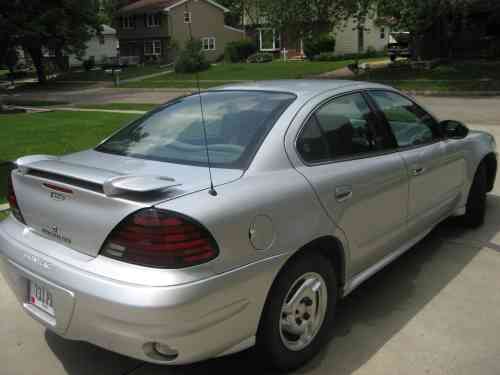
29 281 55 317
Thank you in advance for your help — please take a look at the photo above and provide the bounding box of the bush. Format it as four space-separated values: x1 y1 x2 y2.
225 39 257 63
304 35 336 59
83 58 95 71
312 50 386 62
174 39 210 73
364 46 378 58
247 52 273 64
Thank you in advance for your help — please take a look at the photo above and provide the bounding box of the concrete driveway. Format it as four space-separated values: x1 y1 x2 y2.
1 97 500 375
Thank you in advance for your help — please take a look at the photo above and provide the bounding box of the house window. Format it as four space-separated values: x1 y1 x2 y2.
99 35 105 45
144 40 162 56
184 12 192 23
202 37 216 51
121 16 135 29
146 13 161 28
47 48 56 57
380 27 386 39
259 29 280 51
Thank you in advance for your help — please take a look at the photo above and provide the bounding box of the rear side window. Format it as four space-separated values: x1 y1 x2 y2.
97 91 296 169
369 91 441 148
297 116 330 163
297 93 385 163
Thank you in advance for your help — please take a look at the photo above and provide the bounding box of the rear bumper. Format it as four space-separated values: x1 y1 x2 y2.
0 216 287 364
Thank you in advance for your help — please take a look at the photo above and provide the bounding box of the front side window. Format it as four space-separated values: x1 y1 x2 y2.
97 91 296 169
297 93 387 163
369 91 441 148
184 12 192 23
202 37 216 51
144 40 162 56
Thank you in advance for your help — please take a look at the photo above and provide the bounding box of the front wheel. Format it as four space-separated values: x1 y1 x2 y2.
256 253 338 371
462 163 488 228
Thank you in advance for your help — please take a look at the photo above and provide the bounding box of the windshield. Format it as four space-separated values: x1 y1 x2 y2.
96 91 296 169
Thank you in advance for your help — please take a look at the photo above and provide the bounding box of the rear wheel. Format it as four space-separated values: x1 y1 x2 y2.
462 163 488 228
256 253 337 371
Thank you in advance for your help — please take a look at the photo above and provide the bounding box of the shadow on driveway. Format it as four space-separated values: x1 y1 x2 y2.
45 195 500 375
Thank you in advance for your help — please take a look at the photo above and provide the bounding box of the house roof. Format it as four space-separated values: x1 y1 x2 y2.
118 0 229 14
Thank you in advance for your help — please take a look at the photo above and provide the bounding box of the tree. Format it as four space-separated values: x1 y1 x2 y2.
343 0 379 68
0 0 101 83
100 0 131 25
377 0 477 59
216 0 244 27
260 0 351 41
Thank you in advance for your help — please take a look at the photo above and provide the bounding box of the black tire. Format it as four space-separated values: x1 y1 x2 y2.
256 253 338 371
462 163 488 228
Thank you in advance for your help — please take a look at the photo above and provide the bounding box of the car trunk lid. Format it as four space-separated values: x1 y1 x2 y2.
11 150 242 257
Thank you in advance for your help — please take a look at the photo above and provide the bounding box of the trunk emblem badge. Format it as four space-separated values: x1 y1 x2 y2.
50 192 66 201
42 183 72 201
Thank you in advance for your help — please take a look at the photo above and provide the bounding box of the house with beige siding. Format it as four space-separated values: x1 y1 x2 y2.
116 0 245 63
243 4 388 58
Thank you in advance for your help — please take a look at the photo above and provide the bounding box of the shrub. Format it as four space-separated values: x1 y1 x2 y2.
312 50 386 62
83 58 96 71
174 39 210 73
304 35 336 59
364 46 378 58
247 52 273 64
225 39 257 63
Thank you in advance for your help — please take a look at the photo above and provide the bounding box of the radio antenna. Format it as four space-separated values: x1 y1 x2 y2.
184 2 217 196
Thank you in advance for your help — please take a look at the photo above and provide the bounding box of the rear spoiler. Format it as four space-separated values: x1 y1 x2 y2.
14 155 181 197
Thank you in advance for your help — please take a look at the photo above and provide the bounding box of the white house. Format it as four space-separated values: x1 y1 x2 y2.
67 25 119 66
40 25 119 67
333 17 389 55
243 4 388 57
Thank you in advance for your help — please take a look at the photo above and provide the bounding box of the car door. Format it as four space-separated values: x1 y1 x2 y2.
367 90 466 237
293 92 409 276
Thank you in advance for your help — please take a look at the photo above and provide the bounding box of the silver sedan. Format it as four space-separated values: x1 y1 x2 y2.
0 80 497 371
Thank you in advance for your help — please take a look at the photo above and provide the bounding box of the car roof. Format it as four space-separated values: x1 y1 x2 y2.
211 80 393 101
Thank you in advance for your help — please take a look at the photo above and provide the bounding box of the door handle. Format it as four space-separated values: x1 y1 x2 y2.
335 186 353 202
412 167 426 176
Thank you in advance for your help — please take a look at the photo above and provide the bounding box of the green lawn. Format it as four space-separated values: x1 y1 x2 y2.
0 111 141 162
57 65 171 82
0 211 8 221
75 103 158 112
0 111 140 203
123 59 386 88
360 61 500 91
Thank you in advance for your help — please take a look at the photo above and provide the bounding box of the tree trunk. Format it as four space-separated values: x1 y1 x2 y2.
27 47 47 84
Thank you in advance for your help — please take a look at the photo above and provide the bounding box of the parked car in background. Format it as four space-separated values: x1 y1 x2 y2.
388 31 412 61
0 80 497 371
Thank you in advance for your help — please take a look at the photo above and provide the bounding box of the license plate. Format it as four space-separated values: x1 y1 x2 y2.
29 281 55 317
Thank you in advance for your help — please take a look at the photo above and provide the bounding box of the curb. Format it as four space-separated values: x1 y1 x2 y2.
0 204 9 212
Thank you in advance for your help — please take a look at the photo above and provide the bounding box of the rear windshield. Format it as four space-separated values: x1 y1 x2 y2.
96 91 296 169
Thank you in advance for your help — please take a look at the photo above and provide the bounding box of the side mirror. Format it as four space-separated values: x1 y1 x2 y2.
441 120 469 139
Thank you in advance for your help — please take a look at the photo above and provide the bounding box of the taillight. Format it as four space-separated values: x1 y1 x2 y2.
7 172 26 224
100 208 219 269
